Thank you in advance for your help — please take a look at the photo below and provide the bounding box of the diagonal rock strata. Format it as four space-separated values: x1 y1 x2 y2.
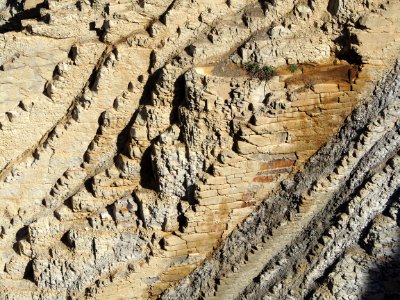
0 0 399 299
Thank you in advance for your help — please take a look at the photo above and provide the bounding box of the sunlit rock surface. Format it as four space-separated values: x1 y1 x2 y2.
0 0 399 299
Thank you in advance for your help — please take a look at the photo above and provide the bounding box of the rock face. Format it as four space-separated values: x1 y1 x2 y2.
0 0 399 299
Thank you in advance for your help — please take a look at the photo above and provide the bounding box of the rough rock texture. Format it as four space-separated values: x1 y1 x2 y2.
0 0 399 299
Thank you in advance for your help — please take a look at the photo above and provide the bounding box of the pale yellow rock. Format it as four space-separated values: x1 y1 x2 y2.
0 0 398 299
24 0 44 10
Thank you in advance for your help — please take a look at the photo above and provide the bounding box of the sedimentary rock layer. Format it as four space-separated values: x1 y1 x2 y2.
0 0 399 299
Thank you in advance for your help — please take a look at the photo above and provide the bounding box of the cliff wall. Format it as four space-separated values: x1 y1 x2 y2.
0 0 399 299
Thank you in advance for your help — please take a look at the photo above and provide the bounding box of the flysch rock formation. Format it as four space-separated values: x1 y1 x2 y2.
0 0 399 299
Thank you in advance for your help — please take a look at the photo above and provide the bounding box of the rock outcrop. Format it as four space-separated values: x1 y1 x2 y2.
0 0 399 299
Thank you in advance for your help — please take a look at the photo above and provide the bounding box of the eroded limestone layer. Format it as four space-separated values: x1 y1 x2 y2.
0 0 399 299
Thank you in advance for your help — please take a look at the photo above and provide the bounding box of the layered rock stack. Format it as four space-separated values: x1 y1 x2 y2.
0 0 399 299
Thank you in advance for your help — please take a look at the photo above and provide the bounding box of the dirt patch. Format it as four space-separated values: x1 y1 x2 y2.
285 63 360 88
196 61 248 77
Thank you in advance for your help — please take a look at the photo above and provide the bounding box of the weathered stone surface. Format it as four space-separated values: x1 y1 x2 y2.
0 0 399 299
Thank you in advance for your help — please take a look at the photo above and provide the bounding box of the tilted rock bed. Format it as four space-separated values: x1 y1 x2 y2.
0 0 399 299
